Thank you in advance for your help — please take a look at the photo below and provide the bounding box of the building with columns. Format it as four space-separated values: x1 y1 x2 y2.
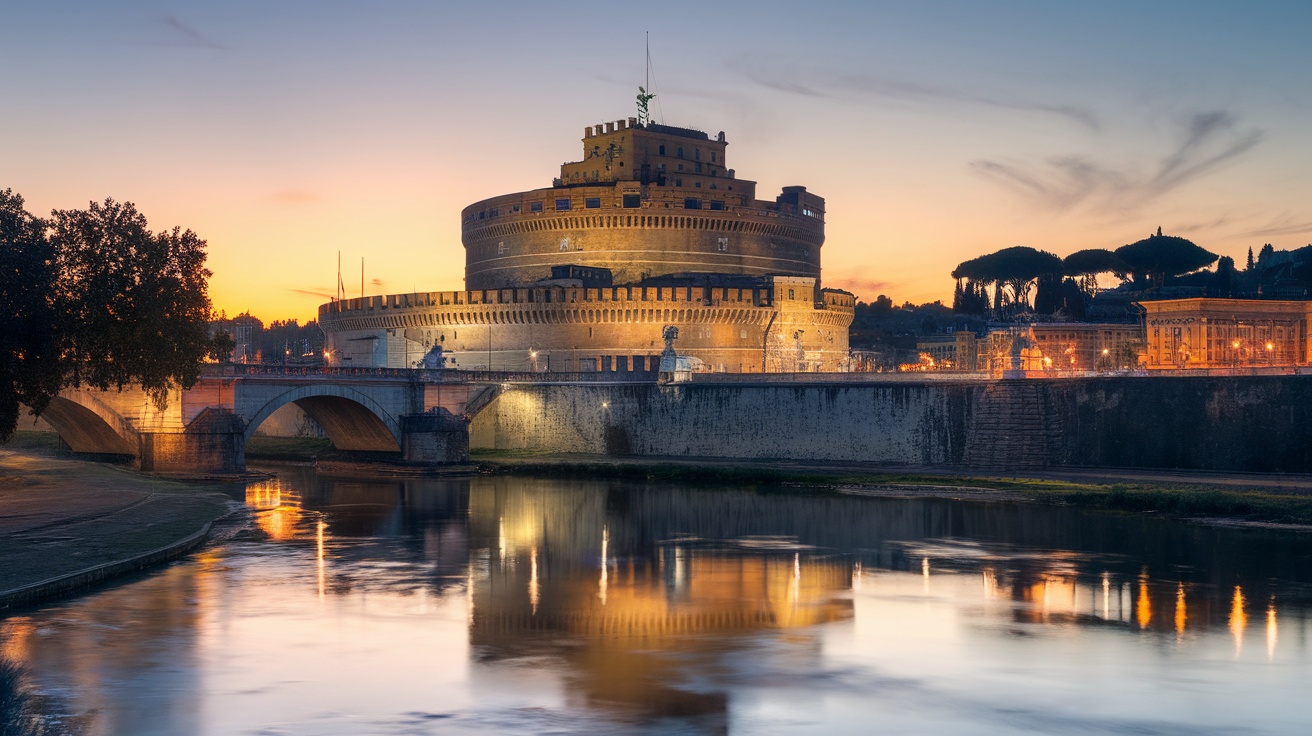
1140 298 1312 369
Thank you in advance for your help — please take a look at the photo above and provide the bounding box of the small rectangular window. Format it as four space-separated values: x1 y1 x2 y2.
530 201 543 213
585 197 601 209
684 198 702 210
659 145 666 155
711 152 717 163
622 194 641 208
555 198 571 211
709 200 725 210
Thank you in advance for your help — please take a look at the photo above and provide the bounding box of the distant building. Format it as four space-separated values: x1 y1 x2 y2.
964 323 1142 375
1140 298 1311 369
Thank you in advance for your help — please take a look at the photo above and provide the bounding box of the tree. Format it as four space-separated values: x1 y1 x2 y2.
1210 255 1236 296
47 198 223 411
0 190 61 440
1062 248 1123 298
1113 231 1217 288
952 246 1063 316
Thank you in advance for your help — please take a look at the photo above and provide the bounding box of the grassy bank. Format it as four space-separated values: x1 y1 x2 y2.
472 452 1312 525
244 436 335 462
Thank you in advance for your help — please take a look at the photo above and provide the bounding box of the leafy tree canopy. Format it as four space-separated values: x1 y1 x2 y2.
0 190 60 440
1113 232 1217 287
952 246 1062 283
0 193 223 438
1062 249 1124 278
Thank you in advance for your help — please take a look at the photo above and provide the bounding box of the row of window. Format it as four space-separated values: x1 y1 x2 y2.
656 144 718 163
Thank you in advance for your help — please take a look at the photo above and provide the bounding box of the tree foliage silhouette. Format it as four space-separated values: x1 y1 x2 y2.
0 192 224 439
1113 232 1217 288
0 190 60 440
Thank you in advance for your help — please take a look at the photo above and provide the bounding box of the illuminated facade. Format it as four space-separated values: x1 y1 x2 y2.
1140 298 1312 369
321 116 855 373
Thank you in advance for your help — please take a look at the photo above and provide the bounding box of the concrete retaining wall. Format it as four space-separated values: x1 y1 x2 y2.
470 376 1312 472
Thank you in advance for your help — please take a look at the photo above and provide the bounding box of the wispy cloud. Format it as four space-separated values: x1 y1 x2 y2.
971 111 1263 213
159 15 225 50
1236 213 1312 239
288 288 335 300
828 275 889 300
727 57 1099 131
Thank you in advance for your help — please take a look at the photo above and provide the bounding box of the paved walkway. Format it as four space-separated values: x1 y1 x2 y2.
0 445 239 609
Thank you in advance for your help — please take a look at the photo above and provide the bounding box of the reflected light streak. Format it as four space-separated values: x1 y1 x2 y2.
1174 583 1186 638
529 546 539 616
498 516 506 562
598 526 608 606
1230 586 1247 656
852 561 862 590
792 552 801 607
1136 574 1152 629
316 519 326 600
1267 600 1278 661
922 557 930 594
1102 573 1111 620
982 569 997 599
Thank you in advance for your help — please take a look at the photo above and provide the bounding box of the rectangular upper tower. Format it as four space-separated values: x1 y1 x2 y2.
559 118 752 198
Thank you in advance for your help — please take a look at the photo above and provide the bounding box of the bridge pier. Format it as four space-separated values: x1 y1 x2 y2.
401 411 470 465
137 409 246 474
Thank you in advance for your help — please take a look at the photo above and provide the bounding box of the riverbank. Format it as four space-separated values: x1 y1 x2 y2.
472 450 1312 526
0 434 241 612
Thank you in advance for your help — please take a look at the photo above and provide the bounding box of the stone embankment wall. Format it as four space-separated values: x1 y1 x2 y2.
470 376 1312 472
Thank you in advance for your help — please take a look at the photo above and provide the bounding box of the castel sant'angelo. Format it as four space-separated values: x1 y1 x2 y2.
321 110 854 373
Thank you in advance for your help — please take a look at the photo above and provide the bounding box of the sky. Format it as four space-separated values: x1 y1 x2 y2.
3 1 1311 322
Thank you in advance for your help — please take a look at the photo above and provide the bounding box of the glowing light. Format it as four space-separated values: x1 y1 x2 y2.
316 519 326 600
1230 586 1247 656
1136 574 1152 629
1174 582 1186 637
1267 600 1278 661
922 556 930 594
529 546 539 616
1102 573 1111 619
598 526 609 605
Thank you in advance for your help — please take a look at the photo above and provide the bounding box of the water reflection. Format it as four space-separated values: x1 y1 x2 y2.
3 467 1312 734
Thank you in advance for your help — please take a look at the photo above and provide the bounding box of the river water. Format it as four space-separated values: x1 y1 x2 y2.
4 465 1312 735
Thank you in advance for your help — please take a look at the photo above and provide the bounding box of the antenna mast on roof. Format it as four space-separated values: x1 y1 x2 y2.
637 32 662 125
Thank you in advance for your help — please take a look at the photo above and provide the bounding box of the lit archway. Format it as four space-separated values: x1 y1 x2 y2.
39 393 139 456
244 385 401 452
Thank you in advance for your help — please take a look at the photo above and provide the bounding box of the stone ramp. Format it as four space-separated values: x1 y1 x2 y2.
962 381 1058 472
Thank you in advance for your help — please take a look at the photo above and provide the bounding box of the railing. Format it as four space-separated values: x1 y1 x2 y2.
200 364 659 384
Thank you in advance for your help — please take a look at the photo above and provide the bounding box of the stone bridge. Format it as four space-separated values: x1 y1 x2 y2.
37 367 631 473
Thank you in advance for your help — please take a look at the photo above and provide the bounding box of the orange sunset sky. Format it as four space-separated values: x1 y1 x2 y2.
4 2 1311 322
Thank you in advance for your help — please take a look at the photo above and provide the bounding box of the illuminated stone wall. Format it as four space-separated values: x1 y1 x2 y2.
320 279 855 372
471 376 1312 472
462 187 824 289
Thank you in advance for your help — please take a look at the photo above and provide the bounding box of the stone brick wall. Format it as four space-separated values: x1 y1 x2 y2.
470 376 1312 473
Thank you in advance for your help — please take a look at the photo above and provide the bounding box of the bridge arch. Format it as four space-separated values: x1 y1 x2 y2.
243 385 402 452
40 392 140 456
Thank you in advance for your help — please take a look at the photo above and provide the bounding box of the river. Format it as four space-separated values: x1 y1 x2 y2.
3 464 1312 735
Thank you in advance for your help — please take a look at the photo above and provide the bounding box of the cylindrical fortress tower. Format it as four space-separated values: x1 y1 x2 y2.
320 115 853 373
461 118 826 290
